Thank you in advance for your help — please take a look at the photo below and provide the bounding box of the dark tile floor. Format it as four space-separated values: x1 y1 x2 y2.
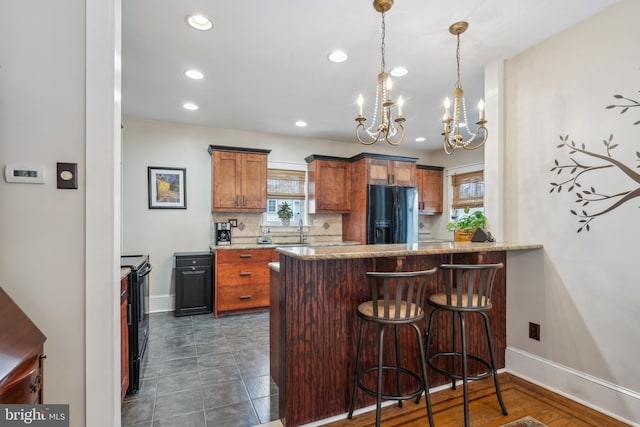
121 311 279 426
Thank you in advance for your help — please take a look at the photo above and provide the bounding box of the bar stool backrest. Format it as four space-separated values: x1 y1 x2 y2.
365 268 438 321
439 263 504 309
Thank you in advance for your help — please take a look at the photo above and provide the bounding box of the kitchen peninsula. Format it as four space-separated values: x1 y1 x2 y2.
270 241 542 426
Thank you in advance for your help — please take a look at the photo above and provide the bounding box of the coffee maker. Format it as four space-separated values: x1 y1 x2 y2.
215 222 232 245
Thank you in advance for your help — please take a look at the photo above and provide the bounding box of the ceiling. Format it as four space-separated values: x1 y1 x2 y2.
122 0 618 152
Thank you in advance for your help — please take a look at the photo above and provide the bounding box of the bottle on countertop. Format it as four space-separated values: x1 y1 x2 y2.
266 228 272 243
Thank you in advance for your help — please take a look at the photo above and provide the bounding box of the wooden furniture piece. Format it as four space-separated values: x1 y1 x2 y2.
426 263 508 427
120 269 130 402
348 269 437 427
174 252 213 317
305 155 352 213
0 286 46 404
214 247 275 316
417 165 444 214
208 145 271 212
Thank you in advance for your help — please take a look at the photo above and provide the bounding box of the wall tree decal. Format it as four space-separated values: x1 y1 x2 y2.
550 92 640 232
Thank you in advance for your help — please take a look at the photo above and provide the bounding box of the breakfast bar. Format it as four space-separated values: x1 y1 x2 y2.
270 241 542 426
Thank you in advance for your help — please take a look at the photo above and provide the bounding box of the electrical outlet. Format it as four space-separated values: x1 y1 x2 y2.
529 322 540 341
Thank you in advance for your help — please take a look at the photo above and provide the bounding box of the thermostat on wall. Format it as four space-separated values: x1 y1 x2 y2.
4 165 45 183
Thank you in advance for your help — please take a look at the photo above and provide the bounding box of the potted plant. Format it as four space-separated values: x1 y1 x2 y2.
447 207 487 242
277 201 293 226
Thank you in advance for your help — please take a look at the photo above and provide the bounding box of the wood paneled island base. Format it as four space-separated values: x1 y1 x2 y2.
270 242 541 426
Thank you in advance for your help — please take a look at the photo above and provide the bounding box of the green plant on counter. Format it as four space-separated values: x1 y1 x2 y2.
447 207 487 231
277 201 293 219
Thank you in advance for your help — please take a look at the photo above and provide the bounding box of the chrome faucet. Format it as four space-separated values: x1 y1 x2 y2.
298 218 307 243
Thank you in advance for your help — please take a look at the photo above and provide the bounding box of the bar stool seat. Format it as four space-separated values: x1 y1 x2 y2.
426 263 508 427
348 268 437 427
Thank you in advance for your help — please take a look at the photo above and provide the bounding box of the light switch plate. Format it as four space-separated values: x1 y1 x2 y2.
57 162 78 189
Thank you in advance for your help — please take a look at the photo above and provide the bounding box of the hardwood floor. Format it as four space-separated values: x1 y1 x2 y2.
324 373 629 427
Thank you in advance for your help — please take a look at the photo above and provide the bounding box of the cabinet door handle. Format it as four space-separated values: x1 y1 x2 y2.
239 254 252 258
236 195 241 206
392 174 395 184
243 195 247 206
239 295 252 300
239 272 252 276
387 174 391 184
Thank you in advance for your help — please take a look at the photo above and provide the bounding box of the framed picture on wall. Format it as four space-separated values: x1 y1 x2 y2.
147 166 187 209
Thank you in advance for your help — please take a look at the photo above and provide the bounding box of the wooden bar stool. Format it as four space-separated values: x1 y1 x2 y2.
348 268 437 427
425 263 508 427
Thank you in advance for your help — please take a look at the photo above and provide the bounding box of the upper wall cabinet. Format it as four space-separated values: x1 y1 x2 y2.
352 153 417 187
209 145 271 212
416 165 444 214
305 155 352 213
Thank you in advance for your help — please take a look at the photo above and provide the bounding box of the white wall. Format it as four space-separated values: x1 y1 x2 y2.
1 1 120 425
495 0 640 422
0 0 86 420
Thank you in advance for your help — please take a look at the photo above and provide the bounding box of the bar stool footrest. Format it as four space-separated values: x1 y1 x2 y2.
428 351 494 382
356 365 426 402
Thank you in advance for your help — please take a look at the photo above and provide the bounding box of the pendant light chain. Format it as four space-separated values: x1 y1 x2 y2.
380 11 386 73
455 33 462 90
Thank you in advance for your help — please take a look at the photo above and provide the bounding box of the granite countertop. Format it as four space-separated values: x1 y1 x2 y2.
275 241 543 260
210 241 361 251
268 262 280 272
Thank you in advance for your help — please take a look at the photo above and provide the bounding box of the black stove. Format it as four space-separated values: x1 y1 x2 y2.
121 254 152 395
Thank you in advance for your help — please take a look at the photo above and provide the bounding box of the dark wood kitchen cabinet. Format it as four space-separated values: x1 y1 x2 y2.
209 145 271 212
0 286 46 404
174 252 213 317
306 155 352 213
417 165 444 214
214 248 274 317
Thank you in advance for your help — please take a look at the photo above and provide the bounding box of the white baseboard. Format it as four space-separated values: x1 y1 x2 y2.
147 294 174 313
506 346 640 426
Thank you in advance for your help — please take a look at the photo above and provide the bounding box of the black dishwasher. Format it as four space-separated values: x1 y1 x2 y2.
174 251 213 316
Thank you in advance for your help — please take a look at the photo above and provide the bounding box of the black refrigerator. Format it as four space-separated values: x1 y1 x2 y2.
367 185 419 244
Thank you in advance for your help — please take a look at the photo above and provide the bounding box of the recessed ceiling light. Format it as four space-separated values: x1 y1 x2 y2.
415 137 426 142
390 66 408 77
183 102 199 111
185 69 204 80
295 121 308 127
328 50 348 63
186 14 213 31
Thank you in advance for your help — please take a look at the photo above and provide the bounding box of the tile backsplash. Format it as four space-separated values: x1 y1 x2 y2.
211 213 343 245
211 212 441 245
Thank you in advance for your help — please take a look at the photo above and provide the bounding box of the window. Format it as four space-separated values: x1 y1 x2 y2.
450 170 484 219
266 169 306 225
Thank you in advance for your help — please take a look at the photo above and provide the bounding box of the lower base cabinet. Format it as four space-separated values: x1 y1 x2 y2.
174 252 213 317
214 248 276 317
